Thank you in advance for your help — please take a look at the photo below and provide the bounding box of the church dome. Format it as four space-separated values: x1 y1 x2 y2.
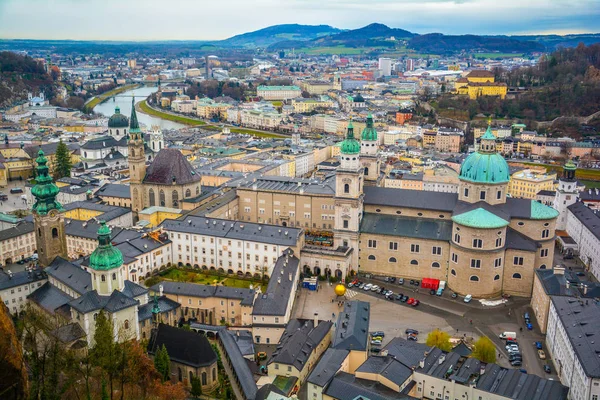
459 150 510 184
340 121 360 155
353 93 365 103
361 114 377 141
89 221 123 271
108 106 129 128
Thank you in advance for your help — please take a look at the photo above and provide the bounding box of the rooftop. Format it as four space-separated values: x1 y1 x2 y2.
253 249 299 316
331 300 370 351
148 323 217 368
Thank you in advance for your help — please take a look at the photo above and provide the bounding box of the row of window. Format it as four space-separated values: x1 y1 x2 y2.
464 187 503 201
367 240 442 255
366 255 443 268
454 234 502 248
450 269 522 280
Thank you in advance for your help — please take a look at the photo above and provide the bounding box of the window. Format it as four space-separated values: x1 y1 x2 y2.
112 273 116 280
172 190 179 207
540 264 547 269
495 238 502 247
287 366 292 372
513 257 524 266
470 259 481 269
149 188 155 206
410 260 418 266
432 262 440 268
451 269 456 276
389 257 397 263
494 274 500 281
542 229 550 239
101 275 106 282
410 244 420 253
480 191 486 200
513 273 522 279
472 239 483 248
52 227 58 238
541 248 548 257
368 255 376 260
124 320 129 330
494 258 502 268
159 190 165 206
464 188 469 197
389 242 398 250
497 190 502 200
432 246 442 255
344 183 349 194
367 240 377 248
452 253 458 263
202 372 207 385
343 220 349 229
454 234 461 243
470 275 480 282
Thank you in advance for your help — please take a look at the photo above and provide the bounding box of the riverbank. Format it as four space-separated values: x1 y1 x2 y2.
84 83 141 112
137 99 287 139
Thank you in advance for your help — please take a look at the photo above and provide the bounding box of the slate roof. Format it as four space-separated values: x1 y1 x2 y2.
46 257 92 295
505 227 539 252
360 213 452 241
534 269 600 298
96 183 131 199
0 267 46 291
356 355 413 388
0 221 34 241
253 249 298 316
567 201 600 241
148 323 217 368
269 319 333 371
307 348 349 387
138 295 179 322
332 300 370 351
69 289 139 314
150 281 255 306
52 322 86 343
363 186 458 212
80 136 122 150
382 337 430 368
238 175 336 196
143 148 201 185
122 280 148 299
27 281 73 315
63 201 131 223
324 371 415 400
451 341 472 357
219 329 258 399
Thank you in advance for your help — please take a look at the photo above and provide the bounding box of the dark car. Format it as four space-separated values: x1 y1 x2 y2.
10 187 23 194
509 354 522 361
379 287 386 294
506 340 518 346
544 365 551 373
534 341 542 349
430 289 436 295
395 293 404 301
407 334 418 341
389 277 396 283
405 329 419 335
371 331 385 338
451 292 458 298
401 296 409 302
510 360 522 366
414 280 420 286
576 272 586 277
409 280 415 285
371 347 381 353
0 194 7 201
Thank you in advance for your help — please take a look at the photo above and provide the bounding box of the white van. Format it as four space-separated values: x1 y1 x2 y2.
499 331 517 340
439 281 446 290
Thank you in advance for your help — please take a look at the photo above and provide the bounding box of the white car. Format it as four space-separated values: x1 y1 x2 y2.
464 294 473 303
371 285 380 292
363 283 373 291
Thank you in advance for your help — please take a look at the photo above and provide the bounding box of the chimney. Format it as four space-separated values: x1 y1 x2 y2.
584 284 589 295
479 364 486 376
277 277 281 284
566 280 570 289
314 312 319 327
554 265 565 275
438 355 446 365
159 284 163 297
289 273 292 281
419 358 425 369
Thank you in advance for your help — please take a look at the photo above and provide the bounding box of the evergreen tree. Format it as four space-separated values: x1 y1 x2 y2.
92 311 122 400
190 375 202 398
154 344 171 382
53 139 72 180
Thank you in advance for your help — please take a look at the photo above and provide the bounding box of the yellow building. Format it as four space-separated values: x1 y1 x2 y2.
138 206 183 228
422 131 437 147
291 98 335 113
508 168 557 199
456 70 508 99
64 207 104 221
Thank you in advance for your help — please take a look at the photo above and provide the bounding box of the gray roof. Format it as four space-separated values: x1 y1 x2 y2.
550 296 600 378
138 295 179 322
0 267 46 291
148 323 217 368
332 300 370 351
364 186 458 212
229 329 255 357
63 201 131 223
0 221 34 242
324 371 416 400
51 322 86 343
27 281 73 315
122 280 148 299
160 215 302 247
150 281 255 306
360 213 452 241
69 289 139 314
307 348 349 387
269 319 333 371
505 227 538 252
355 355 413 388
535 269 600 298
238 175 336 196
252 249 298 316
567 201 600 242
382 337 430 368
96 183 131 199
219 330 258 399
46 257 92 295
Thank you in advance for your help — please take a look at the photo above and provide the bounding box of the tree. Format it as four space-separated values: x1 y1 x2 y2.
53 139 72 180
0 304 27 399
92 311 122 400
154 344 171 382
471 336 496 363
425 329 452 352
190 375 202 398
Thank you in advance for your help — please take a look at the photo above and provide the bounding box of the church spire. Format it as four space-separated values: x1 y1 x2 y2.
31 150 63 215
152 293 161 326
129 97 141 139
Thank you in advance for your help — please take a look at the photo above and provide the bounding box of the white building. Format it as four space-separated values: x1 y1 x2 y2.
566 201 600 280
257 85 302 101
378 58 392 76
0 267 47 315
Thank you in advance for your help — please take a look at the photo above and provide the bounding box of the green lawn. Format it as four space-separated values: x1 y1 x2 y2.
473 53 523 59
138 101 206 125
85 84 140 111
578 180 600 189
146 268 267 292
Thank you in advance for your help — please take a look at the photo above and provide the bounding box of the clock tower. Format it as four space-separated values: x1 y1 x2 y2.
31 150 67 266
128 97 146 213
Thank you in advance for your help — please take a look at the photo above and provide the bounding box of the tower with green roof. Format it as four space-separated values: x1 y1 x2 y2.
32 150 67 266
88 221 125 295
360 114 380 185
128 97 146 213
108 105 129 141
334 120 364 274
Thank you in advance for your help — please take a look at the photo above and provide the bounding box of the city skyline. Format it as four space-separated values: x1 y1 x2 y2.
0 0 598 41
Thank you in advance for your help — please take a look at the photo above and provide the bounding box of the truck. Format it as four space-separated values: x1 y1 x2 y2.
499 331 517 340
439 281 446 290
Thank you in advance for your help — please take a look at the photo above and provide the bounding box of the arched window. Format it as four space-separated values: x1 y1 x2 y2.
189 371 193 384
344 183 350 194
101 275 106 282
93 313 98 320
410 260 418 266
124 320 129 330
542 229 550 239
38 228 42 237
116 129 119 136
212 368 216 381
149 188 155 207
364 167 369 176
389 257 397 263
196 186 200 195
178 367 182 382
153 142 156 150
513 273 522 279
133 188 139 206
159 190 165 206
470 275 479 282
540 264 547 269
172 190 179 207
131 149 135 157
201 372 207 385
52 227 58 238
494 274 500 281
84 151 88 158
111 273 116 280
432 262 440 268
368 255 376 260
451 269 456 276
185 189 191 198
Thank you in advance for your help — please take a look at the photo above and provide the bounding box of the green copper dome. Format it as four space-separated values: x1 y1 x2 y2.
340 121 360 155
31 150 64 215
480 124 496 140
452 208 509 229
361 114 378 141
564 160 576 171
459 152 510 184
89 221 124 271
108 106 129 128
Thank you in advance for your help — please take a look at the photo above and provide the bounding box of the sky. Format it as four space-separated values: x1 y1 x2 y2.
0 0 598 41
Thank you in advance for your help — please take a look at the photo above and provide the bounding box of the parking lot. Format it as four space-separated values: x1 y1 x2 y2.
0 180 30 213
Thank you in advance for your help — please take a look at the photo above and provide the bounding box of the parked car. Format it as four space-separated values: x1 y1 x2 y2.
576 272 586 277
358 283 365 289
538 350 546 360
384 277 390 282
510 360 522 366
407 298 415 305
0 194 7 201
544 365 551 373
395 294 404 301
371 336 383 342
506 340 518 346
509 354 522 361
10 187 23 194
524 312 530 323
519 369 527 374
534 341 543 349
371 347 381 353
412 299 420 307
402 295 410 302
409 280 415 285
363 283 372 291
526 323 533 330
347 282 354 288
464 294 473 303
370 339 382 345
430 289 436 295
371 285 380 292
451 292 458 299
389 277 396 283
405 329 419 335
436 287 443 296
414 280 420 286
371 331 385 338
407 334 418 341
398 278 404 285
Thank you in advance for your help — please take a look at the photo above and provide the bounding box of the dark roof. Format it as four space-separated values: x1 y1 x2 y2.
534 268 600 298
0 221 34 242
269 319 333 371
122 280 148 299
27 281 73 315
138 295 180 322
451 341 472 357
324 371 415 400
24 142 78 157
143 148 201 185
69 289 139 314
80 136 121 150
360 213 452 241
332 300 370 351
307 348 349 387
363 186 458 212
46 257 92 295
355 355 413 388
219 330 258 399
253 249 298 316
150 281 255 306
148 323 217 368
505 227 539 252
0 267 46 291
382 337 430 368
567 201 600 241
96 183 131 199
51 322 86 343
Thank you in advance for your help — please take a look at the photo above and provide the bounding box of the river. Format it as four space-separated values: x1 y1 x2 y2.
93 86 186 130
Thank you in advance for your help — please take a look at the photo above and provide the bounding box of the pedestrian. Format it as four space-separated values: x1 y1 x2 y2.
469 319 472 324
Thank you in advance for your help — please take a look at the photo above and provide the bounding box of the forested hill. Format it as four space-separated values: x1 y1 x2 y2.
0 51 54 108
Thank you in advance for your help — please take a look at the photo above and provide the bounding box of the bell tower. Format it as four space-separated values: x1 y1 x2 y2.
128 97 146 213
360 114 380 185
554 160 578 230
334 121 364 271
32 150 67 266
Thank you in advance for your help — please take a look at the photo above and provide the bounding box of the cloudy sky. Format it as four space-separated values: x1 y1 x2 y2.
0 0 598 40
